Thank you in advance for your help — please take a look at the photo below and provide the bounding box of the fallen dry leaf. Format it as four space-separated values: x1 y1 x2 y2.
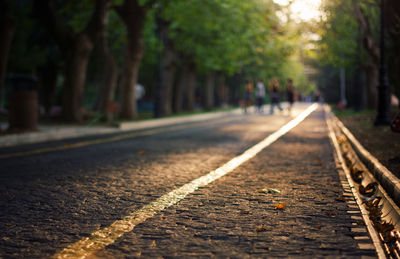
314 157 323 166
256 225 267 232
359 182 378 197
368 207 383 222
257 188 280 194
350 167 364 184
240 209 250 215
274 202 286 210
364 196 382 209
337 136 347 144
326 211 335 216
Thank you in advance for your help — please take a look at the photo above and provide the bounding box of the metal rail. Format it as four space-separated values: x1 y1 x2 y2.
326 106 400 258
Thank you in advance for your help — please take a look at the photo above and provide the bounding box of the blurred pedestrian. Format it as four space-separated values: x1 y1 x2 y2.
135 83 146 111
269 77 283 114
313 90 321 103
255 78 266 113
244 80 253 114
286 78 295 114
135 84 145 101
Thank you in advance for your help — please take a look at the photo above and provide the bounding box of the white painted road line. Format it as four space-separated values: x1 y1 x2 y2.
53 103 319 258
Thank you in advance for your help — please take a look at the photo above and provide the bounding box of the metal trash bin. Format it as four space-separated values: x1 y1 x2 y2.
8 74 38 131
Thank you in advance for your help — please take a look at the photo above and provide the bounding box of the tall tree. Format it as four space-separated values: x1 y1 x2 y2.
93 7 118 122
185 62 197 111
115 0 147 120
162 0 283 112
352 0 380 108
34 0 112 122
215 73 227 107
0 0 15 108
173 55 187 114
317 0 392 108
204 73 215 110
174 58 196 112
387 0 400 105
154 18 176 117
318 0 368 107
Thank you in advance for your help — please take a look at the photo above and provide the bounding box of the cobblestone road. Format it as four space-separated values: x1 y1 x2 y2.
0 104 377 258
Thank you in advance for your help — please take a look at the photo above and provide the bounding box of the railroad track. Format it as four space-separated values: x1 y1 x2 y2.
326 106 400 258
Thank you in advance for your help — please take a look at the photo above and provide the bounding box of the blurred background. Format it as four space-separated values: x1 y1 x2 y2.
0 0 399 129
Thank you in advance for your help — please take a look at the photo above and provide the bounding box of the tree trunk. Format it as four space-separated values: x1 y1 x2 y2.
364 64 378 109
352 65 365 111
353 1 380 109
116 0 146 120
119 46 142 119
100 54 117 121
155 20 176 117
227 73 242 106
174 66 186 114
396 63 400 109
387 0 400 39
34 0 112 122
391 46 400 109
387 0 400 108
352 2 380 65
62 34 93 122
215 74 227 107
38 60 58 115
93 41 117 121
185 63 196 111
94 3 117 122
0 1 15 108
204 73 215 110
158 47 176 116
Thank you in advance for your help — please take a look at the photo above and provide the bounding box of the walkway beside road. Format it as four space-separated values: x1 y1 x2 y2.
0 103 297 148
0 108 243 148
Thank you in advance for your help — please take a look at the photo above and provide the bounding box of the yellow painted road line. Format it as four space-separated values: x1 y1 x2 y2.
0 117 236 159
0 128 164 159
53 103 318 259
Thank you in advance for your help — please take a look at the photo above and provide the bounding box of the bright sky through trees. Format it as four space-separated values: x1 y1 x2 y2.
273 0 322 22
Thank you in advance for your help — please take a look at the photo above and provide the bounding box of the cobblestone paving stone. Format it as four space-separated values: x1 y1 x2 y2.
95 109 377 258
0 113 292 258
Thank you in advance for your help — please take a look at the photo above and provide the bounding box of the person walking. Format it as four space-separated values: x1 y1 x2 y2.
255 78 266 113
243 80 253 114
269 77 283 114
286 78 295 115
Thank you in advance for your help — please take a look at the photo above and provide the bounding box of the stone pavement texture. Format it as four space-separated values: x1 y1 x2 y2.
1 110 280 258
0 105 378 258
95 109 376 258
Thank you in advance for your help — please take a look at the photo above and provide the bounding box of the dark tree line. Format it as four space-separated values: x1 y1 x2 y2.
0 0 313 124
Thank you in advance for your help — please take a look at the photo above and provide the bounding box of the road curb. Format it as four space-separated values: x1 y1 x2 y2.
326 108 385 259
0 127 119 148
333 115 400 208
118 109 241 130
0 109 242 148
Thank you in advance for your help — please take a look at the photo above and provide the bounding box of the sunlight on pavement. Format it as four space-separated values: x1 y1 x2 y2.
53 103 318 258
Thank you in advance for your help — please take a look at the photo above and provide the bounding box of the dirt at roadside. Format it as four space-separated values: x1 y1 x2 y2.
338 112 400 177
